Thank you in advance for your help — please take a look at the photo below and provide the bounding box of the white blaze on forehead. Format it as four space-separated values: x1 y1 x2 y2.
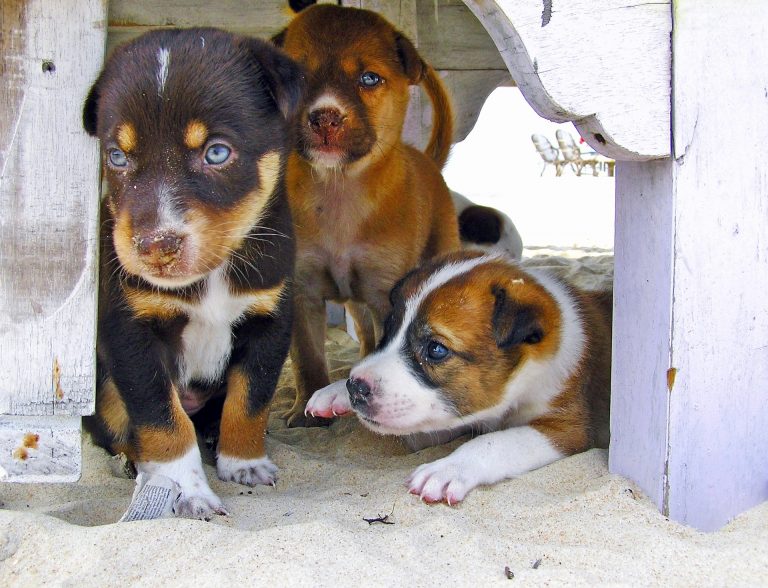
308 92 346 114
156 47 171 95
390 254 499 352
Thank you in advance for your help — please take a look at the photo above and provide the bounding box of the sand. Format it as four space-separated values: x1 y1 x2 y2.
2 253 767 586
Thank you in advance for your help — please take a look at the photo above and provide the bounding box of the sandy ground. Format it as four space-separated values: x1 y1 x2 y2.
2 254 768 586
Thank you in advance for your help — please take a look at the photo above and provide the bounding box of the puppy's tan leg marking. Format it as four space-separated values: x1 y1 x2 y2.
98 378 132 457
134 393 197 462
216 366 278 486
218 367 269 460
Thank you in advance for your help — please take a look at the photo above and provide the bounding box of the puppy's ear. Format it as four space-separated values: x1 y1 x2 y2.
395 33 426 84
491 285 543 348
288 0 317 13
249 39 305 120
82 81 101 137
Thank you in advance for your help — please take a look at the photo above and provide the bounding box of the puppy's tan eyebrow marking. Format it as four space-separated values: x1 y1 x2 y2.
116 122 137 152
184 120 208 150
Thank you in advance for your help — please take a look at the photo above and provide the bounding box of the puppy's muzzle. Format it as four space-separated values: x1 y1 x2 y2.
346 376 372 408
133 230 183 267
309 107 345 143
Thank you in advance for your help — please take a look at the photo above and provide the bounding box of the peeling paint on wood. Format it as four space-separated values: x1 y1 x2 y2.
666 367 677 392
0 416 81 482
464 0 671 159
0 0 104 417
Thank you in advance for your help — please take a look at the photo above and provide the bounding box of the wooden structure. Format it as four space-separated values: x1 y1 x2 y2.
1 0 765 531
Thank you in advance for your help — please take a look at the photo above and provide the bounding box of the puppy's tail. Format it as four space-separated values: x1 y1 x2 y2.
421 65 454 170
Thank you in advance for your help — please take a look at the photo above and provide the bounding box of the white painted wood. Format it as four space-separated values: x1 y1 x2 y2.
0 0 105 417
612 1 768 531
463 0 671 160
0 416 82 483
609 159 674 514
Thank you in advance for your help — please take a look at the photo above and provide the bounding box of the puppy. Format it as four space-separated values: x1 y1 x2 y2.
451 191 524 259
82 29 303 517
306 251 612 504
274 4 461 426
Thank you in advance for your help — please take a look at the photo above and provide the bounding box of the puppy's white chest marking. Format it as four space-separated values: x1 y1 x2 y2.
178 267 253 385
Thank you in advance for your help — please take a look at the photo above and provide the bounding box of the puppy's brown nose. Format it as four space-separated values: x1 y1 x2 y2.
309 107 344 141
133 231 182 266
347 377 372 407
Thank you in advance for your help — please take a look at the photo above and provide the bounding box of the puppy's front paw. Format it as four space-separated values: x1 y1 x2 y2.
305 379 352 419
217 455 278 487
174 489 228 519
406 456 480 506
138 447 228 520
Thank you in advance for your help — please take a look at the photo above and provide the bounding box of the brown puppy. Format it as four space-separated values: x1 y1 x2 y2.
308 251 613 504
274 4 461 426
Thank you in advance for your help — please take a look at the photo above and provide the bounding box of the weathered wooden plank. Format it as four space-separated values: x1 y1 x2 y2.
0 0 105 416
611 1 768 531
106 0 294 54
0 416 81 483
609 159 674 514
464 0 671 160
665 0 768 531
417 0 507 71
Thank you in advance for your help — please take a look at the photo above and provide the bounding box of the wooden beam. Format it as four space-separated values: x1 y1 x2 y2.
611 1 768 530
0 0 105 416
464 0 671 160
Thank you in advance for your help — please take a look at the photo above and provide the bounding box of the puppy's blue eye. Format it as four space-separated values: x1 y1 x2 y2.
426 340 450 362
359 71 381 88
204 143 231 165
108 149 128 167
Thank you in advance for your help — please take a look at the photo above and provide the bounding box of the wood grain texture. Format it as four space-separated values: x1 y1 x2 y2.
612 1 768 531
464 0 671 160
609 159 674 514
0 0 105 416
0 416 81 482
664 0 768 531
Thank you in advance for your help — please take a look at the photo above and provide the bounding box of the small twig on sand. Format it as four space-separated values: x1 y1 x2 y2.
363 501 396 525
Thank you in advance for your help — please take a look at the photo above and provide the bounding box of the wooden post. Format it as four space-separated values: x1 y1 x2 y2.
611 1 768 530
465 0 768 529
0 0 106 481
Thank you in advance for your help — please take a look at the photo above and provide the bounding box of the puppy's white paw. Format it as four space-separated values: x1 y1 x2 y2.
217 455 278 487
305 379 352 418
406 455 480 506
138 446 227 520
174 488 228 519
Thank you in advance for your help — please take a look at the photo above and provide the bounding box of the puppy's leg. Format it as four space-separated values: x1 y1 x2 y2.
424 191 461 258
285 290 332 427
406 426 564 505
217 304 292 486
100 312 225 518
345 301 376 357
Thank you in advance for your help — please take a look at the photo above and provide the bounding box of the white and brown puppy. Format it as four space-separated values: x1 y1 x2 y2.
306 251 612 504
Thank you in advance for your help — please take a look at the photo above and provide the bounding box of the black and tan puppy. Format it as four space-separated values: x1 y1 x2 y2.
274 4 460 427
82 29 302 517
